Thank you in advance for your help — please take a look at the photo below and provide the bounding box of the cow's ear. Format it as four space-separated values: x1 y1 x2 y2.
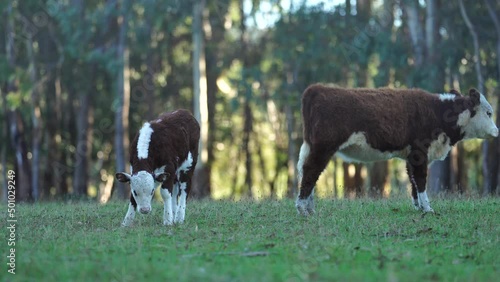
449 89 462 96
154 172 169 183
116 172 131 183
469 88 480 106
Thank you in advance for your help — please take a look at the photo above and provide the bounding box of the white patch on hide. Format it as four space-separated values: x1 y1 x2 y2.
297 142 310 183
154 165 166 179
137 122 154 159
178 152 193 173
336 132 410 163
161 188 174 225
438 93 457 101
457 110 471 127
427 133 452 161
122 203 136 227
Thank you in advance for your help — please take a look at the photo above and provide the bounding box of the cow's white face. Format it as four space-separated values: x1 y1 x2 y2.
459 91 498 139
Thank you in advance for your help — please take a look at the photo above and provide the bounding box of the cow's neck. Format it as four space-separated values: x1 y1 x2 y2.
435 97 468 146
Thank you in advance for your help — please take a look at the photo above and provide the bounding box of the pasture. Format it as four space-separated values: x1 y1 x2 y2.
2 197 499 281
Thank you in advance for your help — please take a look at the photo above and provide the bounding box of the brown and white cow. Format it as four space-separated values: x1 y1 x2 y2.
116 109 200 226
296 84 498 215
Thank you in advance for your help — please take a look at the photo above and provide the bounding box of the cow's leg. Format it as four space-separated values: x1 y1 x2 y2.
160 180 175 225
297 142 310 185
122 194 137 227
296 143 335 216
406 162 420 210
407 157 433 213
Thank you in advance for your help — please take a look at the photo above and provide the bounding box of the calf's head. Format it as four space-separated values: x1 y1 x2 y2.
459 89 498 139
115 171 168 214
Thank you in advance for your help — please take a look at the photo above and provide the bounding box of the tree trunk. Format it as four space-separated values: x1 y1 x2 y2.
1 85 8 202
26 32 41 201
73 86 91 197
423 0 450 193
113 0 131 200
403 0 425 67
4 3 32 202
459 0 489 194
243 101 253 198
459 0 484 94
285 103 297 198
9 111 33 202
368 162 388 197
484 0 500 195
191 0 211 198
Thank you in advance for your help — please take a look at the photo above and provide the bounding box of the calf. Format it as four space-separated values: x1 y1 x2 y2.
296 84 498 215
116 109 200 226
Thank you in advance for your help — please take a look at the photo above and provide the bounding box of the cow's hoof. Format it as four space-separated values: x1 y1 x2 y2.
423 207 434 213
296 197 315 216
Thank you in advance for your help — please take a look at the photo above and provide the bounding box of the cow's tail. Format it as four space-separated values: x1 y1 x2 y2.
297 84 321 182
301 84 321 145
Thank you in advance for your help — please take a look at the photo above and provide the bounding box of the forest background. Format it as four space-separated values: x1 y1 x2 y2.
1 0 500 203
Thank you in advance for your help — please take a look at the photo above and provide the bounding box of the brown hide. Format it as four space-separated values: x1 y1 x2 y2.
301 84 475 152
130 109 200 183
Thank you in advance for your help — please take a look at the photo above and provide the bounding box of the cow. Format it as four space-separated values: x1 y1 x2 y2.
296 84 499 216
116 109 200 226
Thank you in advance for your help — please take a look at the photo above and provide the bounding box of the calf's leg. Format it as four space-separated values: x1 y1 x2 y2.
122 194 137 227
161 179 175 225
175 163 195 224
172 181 179 217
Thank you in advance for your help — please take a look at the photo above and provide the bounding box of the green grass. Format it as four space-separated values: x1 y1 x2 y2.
2 197 500 281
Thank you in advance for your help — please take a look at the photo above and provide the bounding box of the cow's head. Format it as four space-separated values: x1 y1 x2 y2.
458 88 499 139
115 170 168 214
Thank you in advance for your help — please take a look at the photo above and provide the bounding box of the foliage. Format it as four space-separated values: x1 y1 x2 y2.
4 198 500 281
1 0 500 200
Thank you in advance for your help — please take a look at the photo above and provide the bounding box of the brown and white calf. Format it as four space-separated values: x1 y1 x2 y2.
296 84 498 215
116 109 200 226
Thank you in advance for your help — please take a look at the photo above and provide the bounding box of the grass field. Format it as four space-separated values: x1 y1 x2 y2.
2 197 499 281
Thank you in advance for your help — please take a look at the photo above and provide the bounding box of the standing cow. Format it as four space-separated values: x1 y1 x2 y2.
116 109 200 226
296 84 498 215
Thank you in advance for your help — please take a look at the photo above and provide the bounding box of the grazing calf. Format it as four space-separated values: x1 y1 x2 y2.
296 84 498 215
116 109 200 226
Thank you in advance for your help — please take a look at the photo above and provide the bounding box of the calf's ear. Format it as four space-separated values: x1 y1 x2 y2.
116 172 131 183
468 88 480 106
154 172 169 183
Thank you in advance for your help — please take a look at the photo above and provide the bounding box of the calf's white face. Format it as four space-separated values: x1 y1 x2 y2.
459 92 499 139
116 170 167 214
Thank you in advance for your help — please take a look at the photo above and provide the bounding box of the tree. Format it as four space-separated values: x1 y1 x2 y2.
484 0 500 195
114 0 131 200
192 0 210 198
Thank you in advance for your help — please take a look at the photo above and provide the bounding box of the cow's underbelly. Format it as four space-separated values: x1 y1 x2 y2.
336 132 453 163
336 132 409 163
